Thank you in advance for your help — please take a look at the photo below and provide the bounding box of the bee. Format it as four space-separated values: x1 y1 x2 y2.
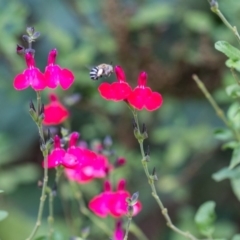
89 63 113 80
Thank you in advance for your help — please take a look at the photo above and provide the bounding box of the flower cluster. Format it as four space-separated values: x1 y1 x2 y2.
98 66 163 111
89 180 142 218
44 132 112 183
14 49 74 91
65 153 112 183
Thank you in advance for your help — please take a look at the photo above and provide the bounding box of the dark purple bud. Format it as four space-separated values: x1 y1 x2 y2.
115 157 126 167
16 44 25 54
29 100 36 112
132 118 137 129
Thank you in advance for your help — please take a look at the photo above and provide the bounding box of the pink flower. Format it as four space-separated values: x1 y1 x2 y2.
65 153 111 183
43 135 79 169
89 179 142 218
98 66 132 101
127 72 163 111
43 93 69 125
13 52 46 91
45 49 74 90
113 220 124 240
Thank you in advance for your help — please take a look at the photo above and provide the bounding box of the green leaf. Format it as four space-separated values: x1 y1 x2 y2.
229 145 240 169
222 141 238 150
231 177 240 201
0 190 3 193
195 201 216 237
0 210 8 221
226 59 240 72
212 167 235 181
227 102 240 129
215 41 240 61
225 84 240 98
232 234 240 240
214 128 233 141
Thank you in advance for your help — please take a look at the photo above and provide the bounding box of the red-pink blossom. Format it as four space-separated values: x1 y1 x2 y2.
13 52 46 91
43 135 79 169
89 180 142 218
45 49 74 90
127 72 163 111
65 153 111 183
113 220 124 240
98 66 132 101
43 93 69 125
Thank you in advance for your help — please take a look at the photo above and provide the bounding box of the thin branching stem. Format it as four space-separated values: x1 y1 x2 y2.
132 110 201 240
210 6 240 44
48 189 54 238
26 91 49 240
123 217 132 240
193 74 240 141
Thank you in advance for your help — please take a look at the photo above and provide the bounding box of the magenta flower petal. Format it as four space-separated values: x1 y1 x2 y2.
98 83 114 100
145 92 163 111
45 49 75 90
45 65 62 89
127 87 152 110
60 69 74 90
43 95 69 125
13 73 30 90
89 192 113 218
113 220 124 240
115 66 126 82
111 82 132 101
30 69 47 91
62 152 79 168
108 191 129 218
44 148 65 168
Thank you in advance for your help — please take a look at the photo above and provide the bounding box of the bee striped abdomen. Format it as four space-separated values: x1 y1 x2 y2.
89 67 99 80
89 64 113 80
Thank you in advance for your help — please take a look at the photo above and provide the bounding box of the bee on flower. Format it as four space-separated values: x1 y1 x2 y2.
89 63 113 80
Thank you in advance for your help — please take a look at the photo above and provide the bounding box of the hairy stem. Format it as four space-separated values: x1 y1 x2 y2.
210 5 240 44
48 189 54 238
123 217 132 240
193 74 240 141
26 91 49 240
132 110 200 240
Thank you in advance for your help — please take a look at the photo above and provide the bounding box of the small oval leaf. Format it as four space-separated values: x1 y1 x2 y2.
215 41 240 61
194 201 216 237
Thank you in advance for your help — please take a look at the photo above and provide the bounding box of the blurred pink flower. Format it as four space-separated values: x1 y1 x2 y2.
43 93 69 125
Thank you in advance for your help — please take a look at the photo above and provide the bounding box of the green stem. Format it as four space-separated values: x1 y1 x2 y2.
132 110 200 240
193 74 240 141
25 91 49 240
123 217 132 240
48 189 54 239
230 68 240 85
211 6 240 44
69 181 112 237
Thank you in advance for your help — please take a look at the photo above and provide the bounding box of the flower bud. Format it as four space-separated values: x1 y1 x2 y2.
26 26 35 36
32 31 41 40
16 44 25 55
22 35 30 42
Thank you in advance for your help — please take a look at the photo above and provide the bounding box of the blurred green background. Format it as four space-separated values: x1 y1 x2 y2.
0 0 240 239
